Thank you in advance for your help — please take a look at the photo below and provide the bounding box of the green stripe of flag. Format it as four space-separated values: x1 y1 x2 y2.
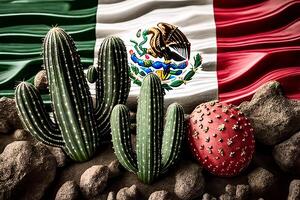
0 0 97 95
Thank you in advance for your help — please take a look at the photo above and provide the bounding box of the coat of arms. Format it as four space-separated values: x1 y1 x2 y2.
129 22 202 91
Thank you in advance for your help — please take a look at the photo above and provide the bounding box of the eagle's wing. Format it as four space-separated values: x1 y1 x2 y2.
157 22 191 61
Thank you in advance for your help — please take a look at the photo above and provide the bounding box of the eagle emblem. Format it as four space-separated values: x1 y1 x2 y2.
129 22 202 91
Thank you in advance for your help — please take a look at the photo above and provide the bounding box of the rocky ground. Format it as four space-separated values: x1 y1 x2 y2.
0 81 300 200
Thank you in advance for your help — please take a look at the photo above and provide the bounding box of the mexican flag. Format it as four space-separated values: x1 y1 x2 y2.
1 0 300 111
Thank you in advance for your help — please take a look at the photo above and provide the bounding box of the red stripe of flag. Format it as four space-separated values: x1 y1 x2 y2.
214 0 300 104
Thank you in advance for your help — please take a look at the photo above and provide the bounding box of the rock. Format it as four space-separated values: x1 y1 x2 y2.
107 191 116 200
174 162 205 200
219 193 235 200
288 180 300 200
55 181 81 200
148 190 172 200
13 129 31 141
235 184 250 200
202 193 217 200
202 193 210 200
129 112 136 123
225 184 236 196
80 165 109 198
247 167 276 195
47 146 68 168
116 185 139 200
184 114 190 121
239 81 300 145
0 120 10 134
108 160 121 178
0 141 56 200
273 131 300 175
0 97 22 134
34 69 48 90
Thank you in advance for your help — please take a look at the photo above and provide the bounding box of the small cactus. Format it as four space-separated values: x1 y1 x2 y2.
110 73 185 184
15 27 130 162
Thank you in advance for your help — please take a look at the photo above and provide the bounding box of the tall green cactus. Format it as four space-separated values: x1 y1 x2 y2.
110 74 185 184
15 27 130 162
87 36 131 136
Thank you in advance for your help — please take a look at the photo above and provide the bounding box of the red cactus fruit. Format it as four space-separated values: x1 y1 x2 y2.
187 101 255 177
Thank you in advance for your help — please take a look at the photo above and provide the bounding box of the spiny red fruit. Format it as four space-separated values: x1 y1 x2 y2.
187 101 255 177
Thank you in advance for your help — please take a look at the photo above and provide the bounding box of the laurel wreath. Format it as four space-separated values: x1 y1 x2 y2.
129 53 202 91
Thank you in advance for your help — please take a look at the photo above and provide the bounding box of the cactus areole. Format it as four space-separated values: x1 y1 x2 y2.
110 74 185 184
15 27 130 162
187 101 255 177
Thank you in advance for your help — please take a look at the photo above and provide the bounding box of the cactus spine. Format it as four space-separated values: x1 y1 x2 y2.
15 27 130 162
111 74 185 184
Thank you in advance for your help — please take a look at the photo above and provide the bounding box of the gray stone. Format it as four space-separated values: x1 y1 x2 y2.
236 184 250 200
13 129 31 141
47 146 68 168
116 185 139 200
219 193 235 200
34 69 48 90
0 141 56 200
202 193 216 200
273 131 300 175
108 160 121 178
0 97 22 134
225 184 236 196
80 165 109 198
129 112 136 123
55 181 81 200
107 191 116 200
288 180 300 200
148 190 172 200
247 167 276 195
174 162 205 200
239 81 300 145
